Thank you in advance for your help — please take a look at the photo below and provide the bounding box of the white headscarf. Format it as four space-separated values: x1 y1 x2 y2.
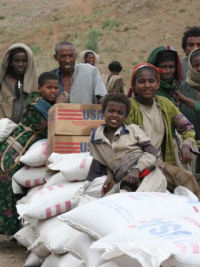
186 47 200 88
0 43 38 93
79 50 99 66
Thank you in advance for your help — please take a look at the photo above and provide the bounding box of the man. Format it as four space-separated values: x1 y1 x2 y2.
51 41 107 104
181 26 200 81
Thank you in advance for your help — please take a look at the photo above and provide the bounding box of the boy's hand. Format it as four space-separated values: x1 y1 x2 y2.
56 92 69 103
180 144 193 163
123 168 140 184
102 177 115 196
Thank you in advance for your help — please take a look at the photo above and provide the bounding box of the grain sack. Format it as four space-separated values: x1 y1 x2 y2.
30 216 79 255
20 139 48 167
14 224 37 248
17 182 84 222
48 152 93 181
59 191 200 239
24 253 43 267
92 217 200 267
17 185 43 205
44 172 66 187
12 166 51 194
0 118 17 142
41 253 86 267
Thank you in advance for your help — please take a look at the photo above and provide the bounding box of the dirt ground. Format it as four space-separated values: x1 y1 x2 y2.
0 235 27 267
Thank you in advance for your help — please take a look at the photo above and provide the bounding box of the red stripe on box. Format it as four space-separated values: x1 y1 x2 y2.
58 109 82 112
55 150 80 153
55 142 80 145
55 146 80 149
57 117 83 120
55 203 62 215
80 158 87 168
46 207 51 218
57 113 82 116
65 200 71 211
25 180 30 187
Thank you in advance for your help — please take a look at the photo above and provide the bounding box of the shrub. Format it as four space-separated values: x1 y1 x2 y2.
85 29 101 52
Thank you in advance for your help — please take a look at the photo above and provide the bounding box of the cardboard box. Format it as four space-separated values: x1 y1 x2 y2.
48 103 104 137
48 135 90 155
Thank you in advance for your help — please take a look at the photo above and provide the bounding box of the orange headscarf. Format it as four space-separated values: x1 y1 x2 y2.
127 62 166 97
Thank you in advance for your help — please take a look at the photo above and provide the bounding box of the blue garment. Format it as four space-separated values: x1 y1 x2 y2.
34 98 52 120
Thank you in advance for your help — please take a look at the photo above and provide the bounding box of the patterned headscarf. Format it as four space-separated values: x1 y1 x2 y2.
127 62 165 97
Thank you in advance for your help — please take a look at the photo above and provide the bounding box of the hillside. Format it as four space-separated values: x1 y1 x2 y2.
0 0 200 264
0 0 200 88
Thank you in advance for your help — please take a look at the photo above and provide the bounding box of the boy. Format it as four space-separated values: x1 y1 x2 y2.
87 93 167 196
0 71 59 236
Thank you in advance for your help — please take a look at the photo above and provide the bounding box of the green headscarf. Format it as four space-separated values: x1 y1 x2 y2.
148 45 181 102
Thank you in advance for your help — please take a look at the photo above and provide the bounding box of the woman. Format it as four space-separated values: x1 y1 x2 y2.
80 50 99 66
0 43 38 123
147 45 182 105
106 61 124 94
176 48 200 174
0 72 58 236
125 63 197 167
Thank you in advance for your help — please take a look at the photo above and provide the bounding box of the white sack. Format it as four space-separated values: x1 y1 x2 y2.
59 191 200 239
30 216 79 255
17 182 83 221
92 217 200 267
20 139 48 167
24 253 43 267
12 166 51 194
13 224 37 248
17 185 43 205
44 172 66 187
0 118 17 142
48 152 93 181
41 253 85 267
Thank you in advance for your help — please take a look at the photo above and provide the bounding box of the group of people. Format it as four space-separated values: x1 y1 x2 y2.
0 26 200 236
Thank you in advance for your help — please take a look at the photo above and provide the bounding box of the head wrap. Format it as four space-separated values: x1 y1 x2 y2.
186 47 200 88
148 45 182 99
127 62 165 97
0 43 38 93
79 50 99 65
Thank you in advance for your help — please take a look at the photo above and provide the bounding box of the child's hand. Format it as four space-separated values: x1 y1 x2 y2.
180 144 193 163
123 168 140 184
102 178 115 196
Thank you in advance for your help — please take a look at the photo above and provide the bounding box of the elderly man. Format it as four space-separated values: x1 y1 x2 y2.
181 26 200 81
51 41 107 104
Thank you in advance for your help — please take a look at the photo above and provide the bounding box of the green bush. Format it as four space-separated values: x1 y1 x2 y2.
102 19 120 29
0 15 5 20
85 29 101 52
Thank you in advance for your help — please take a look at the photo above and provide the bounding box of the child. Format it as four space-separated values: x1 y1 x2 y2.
177 47 200 174
0 71 58 236
87 93 167 196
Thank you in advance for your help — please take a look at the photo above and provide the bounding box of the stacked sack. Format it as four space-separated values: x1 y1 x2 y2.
13 141 200 267
14 146 96 266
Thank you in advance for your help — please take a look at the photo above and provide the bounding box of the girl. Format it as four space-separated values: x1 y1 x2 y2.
0 72 58 236
147 45 182 105
106 61 124 94
0 43 38 123
80 50 99 66
125 63 200 199
126 63 196 166
177 47 200 174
